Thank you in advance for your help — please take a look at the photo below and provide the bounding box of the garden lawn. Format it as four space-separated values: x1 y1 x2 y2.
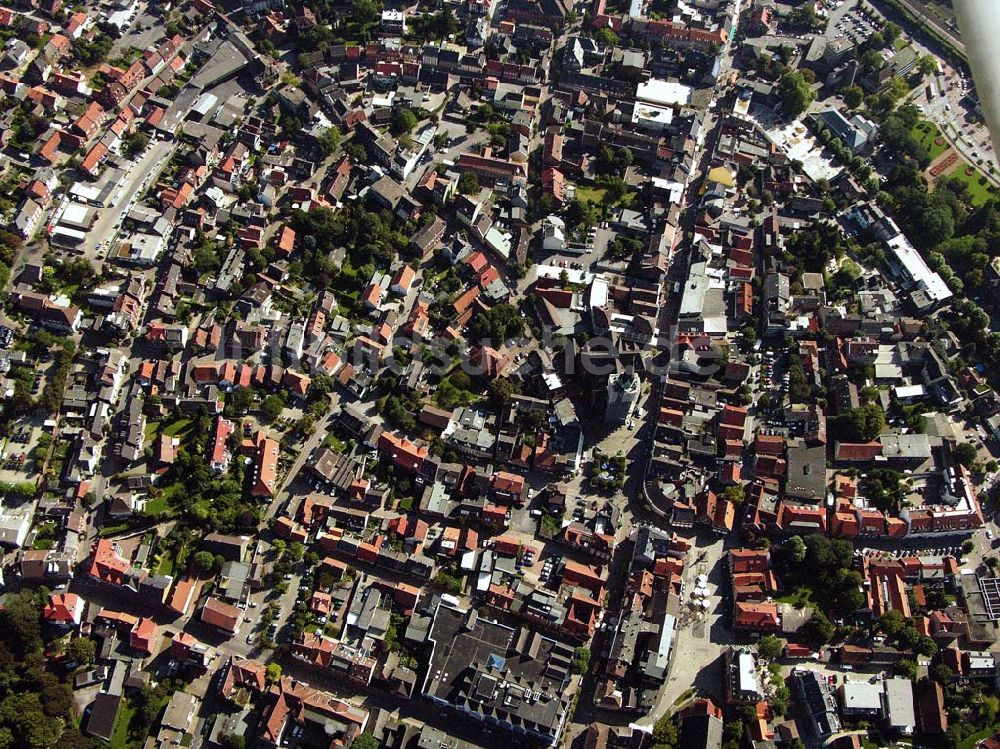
325 434 347 453
155 482 187 509
576 184 637 207
575 185 607 204
157 548 174 576
108 699 137 749
143 494 173 517
947 162 996 207
99 522 132 538
776 588 814 607
958 724 1000 749
162 418 193 437
911 120 948 160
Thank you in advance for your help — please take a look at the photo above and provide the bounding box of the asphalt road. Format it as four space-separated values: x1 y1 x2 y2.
78 138 177 266
264 394 340 522
891 0 965 55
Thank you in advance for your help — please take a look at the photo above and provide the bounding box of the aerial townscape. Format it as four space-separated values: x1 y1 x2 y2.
3 0 1000 748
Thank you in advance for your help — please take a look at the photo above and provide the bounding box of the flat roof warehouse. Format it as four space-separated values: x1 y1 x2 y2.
59 202 97 231
636 79 693 108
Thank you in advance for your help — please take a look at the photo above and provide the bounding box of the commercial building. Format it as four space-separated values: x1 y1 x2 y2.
635 78 693 108
422 603 574 746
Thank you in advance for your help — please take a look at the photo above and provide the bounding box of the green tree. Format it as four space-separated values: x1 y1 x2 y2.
311 373 334 395
75 33 113 65
652 714 678 749
790 4 819 29
317 127 341 157
488 377 517 407
757 634 784 660
863 469 904 513
880 609 906 637
220 735 246 749
297 415 316 436
894 659 917 680
0 692 61 748
432 571 464 595
351 0 381 25
842 85 864 109
787 535 807 563
803 610 834 644
570 647 591 674
8 482 35 501
352 734 380 749
953 441 978 468
721 484 745 506
57 258 96 289
260 395 284 423
770 672 791 715
886 75 910 104
192 550 217 574
286 542 305 564
930 663 954 684
614 148 633 172
918 55 938 76
468 303 525 344
787 359 811 402
266 663 282 683
123 131 149 158
64 637 95 665
226 386 254 415
981 695 1000 725
53 728 96 749
915 636 938 657
786 223 846 273
457 171 480 195
594 27 618 46
565 198 598 231
860 49 882 75
778 71 816 117
866 31 886 51
878 106 931 167
391 108 418 135
831 402 885 442
0 591 43 656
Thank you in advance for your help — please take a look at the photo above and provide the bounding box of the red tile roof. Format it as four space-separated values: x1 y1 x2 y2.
733 601 780 631
43 592 82 624
377 431 427 472
87 539 129 585
251 433 279 497
391 264 415 292
201 598 240 633
130 617 156 654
